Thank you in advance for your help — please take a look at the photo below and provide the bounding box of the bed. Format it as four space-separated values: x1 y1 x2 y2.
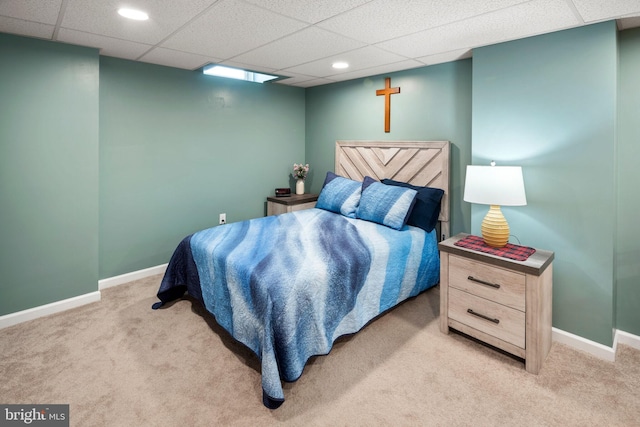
153 140 450 408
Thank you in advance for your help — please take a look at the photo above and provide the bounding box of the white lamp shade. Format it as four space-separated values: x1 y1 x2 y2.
464 165 527 206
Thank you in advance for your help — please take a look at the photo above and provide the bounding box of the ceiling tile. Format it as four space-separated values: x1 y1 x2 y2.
0 16 54 39
0 0 62 25
242 0 373 24
271 71 317 85
139 47 217 70
283 46 411 77
233 26 367 70
161 0 307 59
416 48 473 66
218 60 278 74
60 0 217 45
57 29 152 59
318 0 529 44
376 0 581 58
288 77 336 87
326 59 425 83
572 0 640 23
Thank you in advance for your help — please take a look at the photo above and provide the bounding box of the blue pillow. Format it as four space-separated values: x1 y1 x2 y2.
315 172 362 218
356 177 417 230
381 178 444 232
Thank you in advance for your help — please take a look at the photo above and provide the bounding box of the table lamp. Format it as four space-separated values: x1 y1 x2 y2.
463 162 527 248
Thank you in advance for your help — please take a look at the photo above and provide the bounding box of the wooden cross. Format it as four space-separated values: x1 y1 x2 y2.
376 77 400 133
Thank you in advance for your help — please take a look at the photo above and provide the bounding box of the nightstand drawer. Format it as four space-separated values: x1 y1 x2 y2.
266 194 318 216
448 288 525 349
449 255 526 312
289 201 316 212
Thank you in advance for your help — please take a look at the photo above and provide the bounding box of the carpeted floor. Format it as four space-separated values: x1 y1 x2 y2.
1 275 639 426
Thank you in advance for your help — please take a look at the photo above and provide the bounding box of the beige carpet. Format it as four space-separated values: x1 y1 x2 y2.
1 275 638 426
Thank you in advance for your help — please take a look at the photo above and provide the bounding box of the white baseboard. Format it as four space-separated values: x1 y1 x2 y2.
552 327 616 361
552 327 640 362
4 263 640 361
98 263 167 290
0 291 101 330
1 263 168 330
614 329 640 351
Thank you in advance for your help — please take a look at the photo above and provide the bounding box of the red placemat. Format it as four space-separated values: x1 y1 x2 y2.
454 235 536 261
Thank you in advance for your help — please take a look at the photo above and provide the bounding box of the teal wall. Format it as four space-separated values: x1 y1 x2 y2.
305 60 473 238
0 34 99 316
617 27 640 336
1 25 638 346
472 22 618 345
99 57 305 278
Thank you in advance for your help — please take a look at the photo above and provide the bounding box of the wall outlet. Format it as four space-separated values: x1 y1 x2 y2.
219 213 226 225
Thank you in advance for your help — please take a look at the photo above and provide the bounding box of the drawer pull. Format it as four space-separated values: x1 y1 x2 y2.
467 309 500 324
467 276 501 289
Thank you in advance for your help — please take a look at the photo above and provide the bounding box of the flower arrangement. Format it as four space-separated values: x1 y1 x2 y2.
293 163 309 181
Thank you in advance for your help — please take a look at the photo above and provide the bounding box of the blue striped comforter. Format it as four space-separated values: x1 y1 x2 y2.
156 208 439 408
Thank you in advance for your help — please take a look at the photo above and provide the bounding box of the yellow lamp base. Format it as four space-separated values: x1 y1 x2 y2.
481 205 510 248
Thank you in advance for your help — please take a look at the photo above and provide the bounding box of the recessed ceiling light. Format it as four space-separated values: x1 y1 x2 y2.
332 62 349 69
118 8 149 20
203 65 279 84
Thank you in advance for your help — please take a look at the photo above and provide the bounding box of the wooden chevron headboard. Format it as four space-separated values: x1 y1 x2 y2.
335 140 450 239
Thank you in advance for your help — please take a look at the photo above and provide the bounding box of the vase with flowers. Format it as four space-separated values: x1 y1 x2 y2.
293 163 309 195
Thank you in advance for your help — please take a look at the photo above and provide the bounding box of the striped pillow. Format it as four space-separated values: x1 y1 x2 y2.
315 172 362 218
356 177 417 230
381 178 444 233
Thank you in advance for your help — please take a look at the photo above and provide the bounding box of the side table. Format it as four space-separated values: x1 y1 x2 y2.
439 233 554 374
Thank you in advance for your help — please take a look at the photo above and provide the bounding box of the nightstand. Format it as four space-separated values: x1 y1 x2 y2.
439 233 554 374
266 193 318 216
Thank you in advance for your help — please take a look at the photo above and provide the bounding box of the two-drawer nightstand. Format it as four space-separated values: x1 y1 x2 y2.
266 193 318 216
439 233 554 374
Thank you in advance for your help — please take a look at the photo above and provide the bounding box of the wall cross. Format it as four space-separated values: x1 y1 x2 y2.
376 77 400 133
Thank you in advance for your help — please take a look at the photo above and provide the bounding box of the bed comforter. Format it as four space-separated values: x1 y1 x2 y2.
154 208 439 408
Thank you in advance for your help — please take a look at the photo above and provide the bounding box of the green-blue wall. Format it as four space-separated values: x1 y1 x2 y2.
0 34 304 316
0 34 99 315
617 27 640 336
1 23 638 346
99 58 305 278
305 61 473 238
472 22 618 345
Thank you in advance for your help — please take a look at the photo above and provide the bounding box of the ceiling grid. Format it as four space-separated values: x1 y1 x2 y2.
0 0 638 87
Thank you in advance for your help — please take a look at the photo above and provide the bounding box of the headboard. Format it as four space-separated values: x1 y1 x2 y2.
335 140 450 240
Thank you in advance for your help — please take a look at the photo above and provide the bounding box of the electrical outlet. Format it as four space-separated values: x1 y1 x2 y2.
219 213 226 225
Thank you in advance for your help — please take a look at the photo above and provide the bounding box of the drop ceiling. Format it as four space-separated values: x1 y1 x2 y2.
1 0 639 87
